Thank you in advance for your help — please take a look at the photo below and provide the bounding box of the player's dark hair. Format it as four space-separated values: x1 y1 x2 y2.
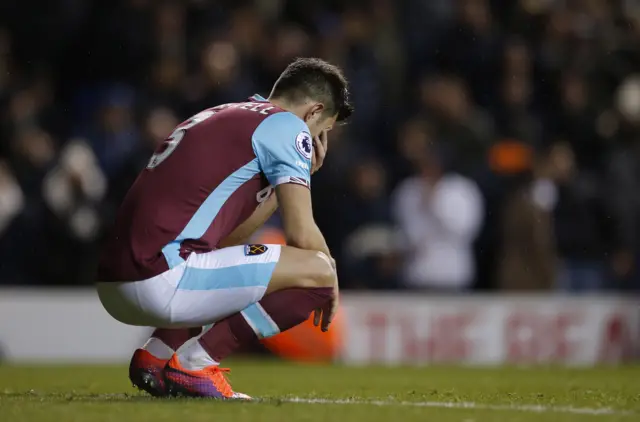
270 58 353 122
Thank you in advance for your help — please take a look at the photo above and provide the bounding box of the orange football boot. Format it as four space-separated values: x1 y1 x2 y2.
129 348 168 397
163 354 251 399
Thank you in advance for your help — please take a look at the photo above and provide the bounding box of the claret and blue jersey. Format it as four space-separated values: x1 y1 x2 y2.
97 95 312 283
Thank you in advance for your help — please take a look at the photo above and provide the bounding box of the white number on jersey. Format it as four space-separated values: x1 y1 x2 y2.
146 110 216 169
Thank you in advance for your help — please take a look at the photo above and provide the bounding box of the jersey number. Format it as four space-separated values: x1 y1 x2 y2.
146 110 216 169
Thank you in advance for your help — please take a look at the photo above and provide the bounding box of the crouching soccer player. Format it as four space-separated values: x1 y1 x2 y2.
96 58 352 399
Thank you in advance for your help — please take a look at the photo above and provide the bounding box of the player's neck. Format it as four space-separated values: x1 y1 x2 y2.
268 97 306 121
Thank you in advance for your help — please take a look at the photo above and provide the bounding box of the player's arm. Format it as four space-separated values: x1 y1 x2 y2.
276 183 331 259
275 129 332 258
220 130 329 249
252 112 333 260
218 193 278 248
254 113 338 331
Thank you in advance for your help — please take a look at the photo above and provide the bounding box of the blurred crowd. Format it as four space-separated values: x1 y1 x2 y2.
1 0 639 292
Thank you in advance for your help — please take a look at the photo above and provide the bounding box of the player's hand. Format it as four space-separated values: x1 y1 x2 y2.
311 130 328 175
313 277 339 332
323 279 339 332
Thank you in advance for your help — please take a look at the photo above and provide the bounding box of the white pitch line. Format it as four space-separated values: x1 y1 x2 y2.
280 397 634 417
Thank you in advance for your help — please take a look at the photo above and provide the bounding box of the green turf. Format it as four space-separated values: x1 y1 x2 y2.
0 361 638 422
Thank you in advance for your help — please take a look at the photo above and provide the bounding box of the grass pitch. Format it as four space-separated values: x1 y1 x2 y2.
0 360 638 422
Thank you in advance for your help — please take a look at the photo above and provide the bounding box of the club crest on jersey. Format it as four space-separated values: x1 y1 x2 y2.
295 131 313 160
245 244 268 256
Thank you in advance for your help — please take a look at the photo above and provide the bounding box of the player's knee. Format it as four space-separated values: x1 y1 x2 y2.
268 248 336 293
309 251 336 288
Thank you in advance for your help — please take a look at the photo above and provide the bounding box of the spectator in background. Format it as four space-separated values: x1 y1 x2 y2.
3 76 64 147
341 157 392 235
10 128 56 198
146 58 187 112
332 5 384 141
0 0 639 291
495 73 541 146
437 0 500 107
42 139 107 284
340 157 398 289
494 39 541 146
343 225 402 291
418 74 493 174
497 147 556 291
0 28 11 103
184 39 253 115
370 0 405 106
547 143 608 292
497 140 610 293
550 143 609 292
153 1 186 59
391 118 434 184
105 106 180 214
551 72 606 172
82 86 140 179
0 161 25 283
392 145 483 291
607 75 640 291
0 160 23 235
1 128 57 285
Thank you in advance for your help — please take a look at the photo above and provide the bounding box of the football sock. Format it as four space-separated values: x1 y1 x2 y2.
189 288 333 365
144 328 202 359
175 339 219 371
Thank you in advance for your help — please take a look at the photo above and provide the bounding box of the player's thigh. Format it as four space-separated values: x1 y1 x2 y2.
97 275 178 327
265 246 336 295
168 244 282 326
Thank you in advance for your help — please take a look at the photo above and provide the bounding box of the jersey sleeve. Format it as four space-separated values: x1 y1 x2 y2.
251 112 312 188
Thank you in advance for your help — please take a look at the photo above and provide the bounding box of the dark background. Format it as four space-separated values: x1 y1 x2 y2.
0 0 639 293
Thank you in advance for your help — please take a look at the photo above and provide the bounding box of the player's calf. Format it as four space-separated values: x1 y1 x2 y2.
164 286 333 399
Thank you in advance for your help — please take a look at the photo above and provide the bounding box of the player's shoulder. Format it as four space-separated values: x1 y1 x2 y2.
251 110 312 160
253 110 309 135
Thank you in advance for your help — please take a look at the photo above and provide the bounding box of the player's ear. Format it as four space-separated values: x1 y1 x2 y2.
304 103 325 123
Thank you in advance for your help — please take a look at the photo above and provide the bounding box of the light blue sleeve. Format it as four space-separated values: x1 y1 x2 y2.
251 112 312 188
